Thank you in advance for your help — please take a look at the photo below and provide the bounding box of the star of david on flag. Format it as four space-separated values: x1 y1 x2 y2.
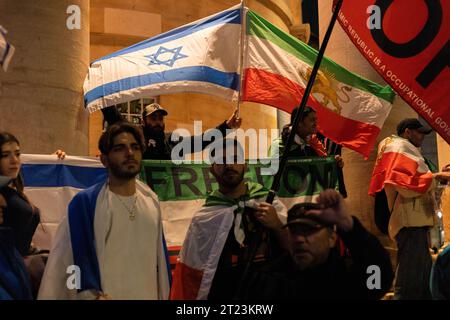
146 46 188 67
83 6 241 113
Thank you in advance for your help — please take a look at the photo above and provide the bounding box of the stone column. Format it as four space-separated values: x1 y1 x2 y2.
0 0 89 155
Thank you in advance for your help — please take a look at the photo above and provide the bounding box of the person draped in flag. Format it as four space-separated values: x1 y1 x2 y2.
38 122 171 300
269 107 344 168
102 103 242 160
170 139 288 300
369 118 450 300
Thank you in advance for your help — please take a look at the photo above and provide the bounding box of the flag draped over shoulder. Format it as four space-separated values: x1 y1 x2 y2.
83 6 241 113
368 135 433 196
170 182 287 300
241 10 396 158
0 25 15 72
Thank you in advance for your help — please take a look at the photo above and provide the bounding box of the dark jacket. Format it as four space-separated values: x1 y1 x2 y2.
430 244 450 300
102 106 231 160
243 217 394 300
142 121 230 160
0 227 33 300
269 125 329 158
0 187 40 256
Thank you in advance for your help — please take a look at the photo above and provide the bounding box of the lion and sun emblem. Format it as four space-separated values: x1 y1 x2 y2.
299 66 352 115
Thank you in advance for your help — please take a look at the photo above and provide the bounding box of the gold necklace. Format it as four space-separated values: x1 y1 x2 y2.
112 192 137 221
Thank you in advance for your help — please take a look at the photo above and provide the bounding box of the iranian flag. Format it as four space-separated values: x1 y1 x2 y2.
242 10 396 158
369 135 433 196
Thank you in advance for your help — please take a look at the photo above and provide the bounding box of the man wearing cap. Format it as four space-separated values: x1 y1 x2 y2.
243 189 394 300
369 118 450 300
102 103 242 160
170 139 288 300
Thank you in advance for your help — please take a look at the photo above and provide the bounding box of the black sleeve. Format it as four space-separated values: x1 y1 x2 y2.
338 217 394 299
241 254 292 300
196 120 229 151
1 188 40 256
101 106 125 126
169 120 230 155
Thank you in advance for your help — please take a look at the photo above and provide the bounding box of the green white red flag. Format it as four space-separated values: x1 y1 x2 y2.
241 10 395 158
369 135 433 196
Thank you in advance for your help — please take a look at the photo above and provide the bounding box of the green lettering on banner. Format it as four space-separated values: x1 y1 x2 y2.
141 157 340 201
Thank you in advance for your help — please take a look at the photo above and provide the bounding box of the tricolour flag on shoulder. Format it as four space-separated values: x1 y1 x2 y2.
83 6 241 113
241 10 396 158
0 25 15 72
368 135 433 196
170 182 288 300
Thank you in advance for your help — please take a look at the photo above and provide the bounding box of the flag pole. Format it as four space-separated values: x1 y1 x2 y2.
265 0 344 204
233 0 345 300
236 0 247 118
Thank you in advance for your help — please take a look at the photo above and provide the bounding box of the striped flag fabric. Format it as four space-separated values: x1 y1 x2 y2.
170 204 244 300
21 155 107 249
170 190 288 300
0 25 15 72
241 10 396 158
22 155 340 255
141 157 341 250
368 135 433 196
83 6 241 113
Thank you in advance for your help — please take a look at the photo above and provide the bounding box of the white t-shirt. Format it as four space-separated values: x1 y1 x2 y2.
99 188 159 299
38 181 170 300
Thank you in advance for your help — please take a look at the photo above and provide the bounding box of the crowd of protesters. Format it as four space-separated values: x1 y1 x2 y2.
1 104 450 301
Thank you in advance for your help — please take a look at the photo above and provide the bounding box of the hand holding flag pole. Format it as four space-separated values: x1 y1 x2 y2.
266 0 344 204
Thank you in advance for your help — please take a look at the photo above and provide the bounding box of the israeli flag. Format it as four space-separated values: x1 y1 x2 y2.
0 25 15 72
84 5 242 113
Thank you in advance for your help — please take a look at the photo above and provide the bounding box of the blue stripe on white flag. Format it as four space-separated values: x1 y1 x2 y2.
0 25 14 72
22 164 107 189
1 43 10 63
84 66 239 106
92 8 240 64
